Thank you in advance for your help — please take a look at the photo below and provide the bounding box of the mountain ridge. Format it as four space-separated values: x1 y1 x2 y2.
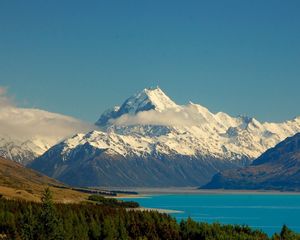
29 87 300 187
202 133 300 191
0 105 93 164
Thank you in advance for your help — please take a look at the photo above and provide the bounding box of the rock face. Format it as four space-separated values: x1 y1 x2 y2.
29 136 240 187
30 87 300 187
202 133 300 191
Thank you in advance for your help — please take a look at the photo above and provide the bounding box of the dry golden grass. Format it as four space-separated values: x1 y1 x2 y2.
0 157 89 203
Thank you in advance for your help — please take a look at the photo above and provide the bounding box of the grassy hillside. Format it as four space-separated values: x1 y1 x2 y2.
0 157 88 202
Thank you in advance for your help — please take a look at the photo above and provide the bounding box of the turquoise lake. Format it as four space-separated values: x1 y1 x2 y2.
121 194 300 236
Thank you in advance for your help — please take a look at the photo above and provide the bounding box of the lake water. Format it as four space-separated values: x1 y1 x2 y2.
121 193 300 236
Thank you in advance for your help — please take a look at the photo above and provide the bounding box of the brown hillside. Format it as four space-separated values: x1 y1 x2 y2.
0 157 88 202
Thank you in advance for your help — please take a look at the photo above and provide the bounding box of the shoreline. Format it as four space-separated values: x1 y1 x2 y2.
130 207 183 214
106 187 300 196
113 194 151 199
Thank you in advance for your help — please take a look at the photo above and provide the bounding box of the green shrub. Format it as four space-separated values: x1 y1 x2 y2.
88 194 139 208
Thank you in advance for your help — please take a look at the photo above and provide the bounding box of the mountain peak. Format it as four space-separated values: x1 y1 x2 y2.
143 86 161 92
136 87 178 112
96 87 178 127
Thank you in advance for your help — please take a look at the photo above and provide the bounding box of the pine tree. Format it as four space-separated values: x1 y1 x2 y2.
38 187 63 240
116 215 129 240
0 210 16 239
103 217 117 240
20 204 36 240
280 224 300 240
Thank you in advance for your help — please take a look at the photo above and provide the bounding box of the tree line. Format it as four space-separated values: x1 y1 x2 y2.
0 189 299 240
88 194 139 208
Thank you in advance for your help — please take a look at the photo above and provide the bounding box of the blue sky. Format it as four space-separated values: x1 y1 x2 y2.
1 0 299 122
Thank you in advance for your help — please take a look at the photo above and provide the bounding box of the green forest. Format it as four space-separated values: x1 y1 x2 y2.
0 189 299 240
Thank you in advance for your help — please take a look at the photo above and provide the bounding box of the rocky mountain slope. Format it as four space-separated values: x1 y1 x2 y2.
29 87 300 187
202 133 300 191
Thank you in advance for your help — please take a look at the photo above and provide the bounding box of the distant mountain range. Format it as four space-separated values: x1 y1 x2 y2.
0 105 92 165
28 87 300 187
202 133 300 191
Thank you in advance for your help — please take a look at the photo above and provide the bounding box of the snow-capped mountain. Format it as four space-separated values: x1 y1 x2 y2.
96 87 178 127
202 132 300 191
0 106 92 165
97 87 300 160
0 136 47 164
30 87 300 187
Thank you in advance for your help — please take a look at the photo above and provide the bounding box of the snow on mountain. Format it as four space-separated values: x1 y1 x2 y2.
0 106 93 164
202 132 300 190
95 87 179 126
93 87 300 161
124 87 179 112
30 87 300 187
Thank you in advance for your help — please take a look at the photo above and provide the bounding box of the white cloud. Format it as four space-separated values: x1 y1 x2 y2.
0 87 95 144
111 104 210 127
0 86 15 108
